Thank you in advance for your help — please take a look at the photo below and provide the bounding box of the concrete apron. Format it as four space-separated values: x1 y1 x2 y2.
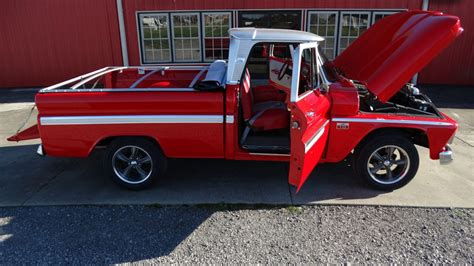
0 102 472 208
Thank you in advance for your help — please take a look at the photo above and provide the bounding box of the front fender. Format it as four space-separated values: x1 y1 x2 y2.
425 115 457 159
324 115 457 162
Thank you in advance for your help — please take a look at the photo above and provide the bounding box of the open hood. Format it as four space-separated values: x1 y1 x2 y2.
333 11 463 102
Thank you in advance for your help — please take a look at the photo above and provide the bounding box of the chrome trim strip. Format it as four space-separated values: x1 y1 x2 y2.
40 115 224 125
249 153 290 157
72 67 128 89
225 115 234 124
40 88 196 93
331 118 453 126
189 68 208 88
129 69 161 88
304 120 329 153
126 65 207 70
41 67 111 92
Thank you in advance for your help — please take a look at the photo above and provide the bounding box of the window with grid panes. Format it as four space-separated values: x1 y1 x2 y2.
140 14 171 63
338 12 370 54
171 13 201 62
307 12 338 59
203 13 231 61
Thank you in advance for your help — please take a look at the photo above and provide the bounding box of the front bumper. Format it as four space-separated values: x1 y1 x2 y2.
439 144 453 165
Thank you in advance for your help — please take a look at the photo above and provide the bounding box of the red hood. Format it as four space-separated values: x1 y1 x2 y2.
333 11 463 102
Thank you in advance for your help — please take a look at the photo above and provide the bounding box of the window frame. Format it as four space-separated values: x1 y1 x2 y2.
201 11 232 62
138 13 172 64
306 11 339 59
291 42 320 102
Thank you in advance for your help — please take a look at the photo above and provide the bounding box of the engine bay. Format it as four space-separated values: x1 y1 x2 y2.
358 83 443 118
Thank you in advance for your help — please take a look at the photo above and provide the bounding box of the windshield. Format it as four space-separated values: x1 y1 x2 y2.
318 46 339 82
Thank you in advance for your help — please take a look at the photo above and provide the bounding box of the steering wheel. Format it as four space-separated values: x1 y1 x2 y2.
278 60 291 81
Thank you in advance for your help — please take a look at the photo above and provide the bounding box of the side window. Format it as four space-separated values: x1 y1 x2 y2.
298 47 319 96
246 43 270 79
271 44 292 60
247 43 293 79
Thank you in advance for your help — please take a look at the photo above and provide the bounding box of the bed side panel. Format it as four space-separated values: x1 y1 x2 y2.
36 91 225 158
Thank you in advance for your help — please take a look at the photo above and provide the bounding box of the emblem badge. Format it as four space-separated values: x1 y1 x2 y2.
336 122 349 130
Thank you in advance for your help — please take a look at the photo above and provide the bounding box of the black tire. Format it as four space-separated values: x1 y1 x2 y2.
104 137 167 190
353 134 419 191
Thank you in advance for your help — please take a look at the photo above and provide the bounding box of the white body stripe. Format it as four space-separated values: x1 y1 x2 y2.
331 118 452 126
40 115 224 125
225 115 234 124
304 120 329 153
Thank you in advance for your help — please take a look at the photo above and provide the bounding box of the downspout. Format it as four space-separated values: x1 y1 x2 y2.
412 0 430 84
422 0 430 11
116 0 129 66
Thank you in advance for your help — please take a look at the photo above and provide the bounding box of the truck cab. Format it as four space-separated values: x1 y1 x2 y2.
9 11 462 192
223 28 333 190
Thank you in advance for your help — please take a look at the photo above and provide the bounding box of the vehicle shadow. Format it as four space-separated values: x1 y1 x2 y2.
163 157 387 204
0 145 385 206
0 88 38 103
289 158 390 204
0 205 214 264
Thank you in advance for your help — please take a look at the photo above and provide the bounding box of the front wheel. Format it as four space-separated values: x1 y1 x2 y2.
354 135 419 190
104 137 167 190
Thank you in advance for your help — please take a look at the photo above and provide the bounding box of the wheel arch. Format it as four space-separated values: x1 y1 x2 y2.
91 135 165 156
354 127 429 154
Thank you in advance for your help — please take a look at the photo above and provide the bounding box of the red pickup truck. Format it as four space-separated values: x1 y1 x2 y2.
9 11 462 191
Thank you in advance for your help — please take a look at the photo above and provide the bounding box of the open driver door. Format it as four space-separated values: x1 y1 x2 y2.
288 42 331 192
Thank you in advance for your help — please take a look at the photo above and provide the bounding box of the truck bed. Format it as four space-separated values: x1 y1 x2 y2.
40 65 215 93
12 62 229 159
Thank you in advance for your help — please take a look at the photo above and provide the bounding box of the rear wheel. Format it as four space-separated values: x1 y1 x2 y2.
354 134 419 190
104 137 166 190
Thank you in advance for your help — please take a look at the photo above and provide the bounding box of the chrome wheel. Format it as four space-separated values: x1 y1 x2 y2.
112 145 153 184
366 145 410 185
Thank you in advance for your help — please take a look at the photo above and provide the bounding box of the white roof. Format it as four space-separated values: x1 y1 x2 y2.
229 28 324 42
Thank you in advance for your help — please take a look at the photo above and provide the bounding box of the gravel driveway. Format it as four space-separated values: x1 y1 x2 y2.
0 205 472 264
